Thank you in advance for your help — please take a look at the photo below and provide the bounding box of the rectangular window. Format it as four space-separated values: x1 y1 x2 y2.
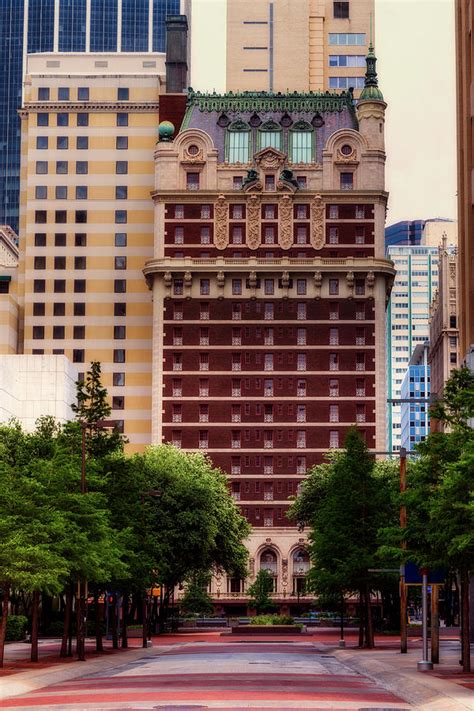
53 325 65 339
76 186 87 199
73 349 85 363
291 130 313 163
334 1 349 18
340 172 354 190
114 279 126 293
113 372 125 387
115 210 127 224
296 279 307 295
77 136 88 149
115 256 126 270
329 227 339 244
74 279 86 293
37 113 49 126
115 233 127 247
77 113 89 127
117 113 128 126
114 325 126 339
329 33 366 46
116 161 128 174
57 113 69 126
232 279 242 295
34 233 46 247
116 185 128 200
329 279 339 295
38 87 50 100
200 279 210 295
78 87 89 100
74 302 86 316
114 349 126 363
114 303 126 316
76 161 88 175
73 325 85 339
54 279 66 293
232 226 243 244
54 256 66 269
56 234 67 247
35 186 47 199
329 205 339 219
34 256 46 269
33 302 45 316
264 279 274 295
118 88 129 100
36 161 48 175
74 256 86 270
36 136 48 149
228 129 250 163
57 136 68 149
186 172 200 190
329 378 339 397
200 226 210 244
116 136 128 149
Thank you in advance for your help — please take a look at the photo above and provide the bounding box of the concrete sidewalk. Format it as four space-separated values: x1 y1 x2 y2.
335 641 474 710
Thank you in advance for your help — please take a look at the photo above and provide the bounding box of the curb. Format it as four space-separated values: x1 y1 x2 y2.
333 647 473 710
0 642 176 702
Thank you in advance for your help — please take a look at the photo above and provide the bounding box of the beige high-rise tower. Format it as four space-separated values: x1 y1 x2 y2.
226 0 374 95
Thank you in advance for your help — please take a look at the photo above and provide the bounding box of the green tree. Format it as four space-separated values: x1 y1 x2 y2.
288 428 398 648
247 569 275 614
0 425 69 666
180 573 214 616
70 361 125 458
136 445 250 624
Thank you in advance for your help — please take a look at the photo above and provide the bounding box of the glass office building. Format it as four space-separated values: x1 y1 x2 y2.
400 343 430 453
0 0 182 233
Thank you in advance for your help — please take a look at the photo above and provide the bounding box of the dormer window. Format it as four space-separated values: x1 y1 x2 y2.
290 121 313 164
227 120 251 163
258 121 282 151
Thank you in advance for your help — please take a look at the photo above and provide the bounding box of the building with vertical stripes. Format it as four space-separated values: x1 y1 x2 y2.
0 0 186 234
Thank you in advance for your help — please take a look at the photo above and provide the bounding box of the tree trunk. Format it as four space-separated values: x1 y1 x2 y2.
94 591 103 652
121 593 128 648
142 595 148 648
0 583 10 668
110 594 118 650
60 584 73 658
460 569 471 673
358 589 364 647
364 582 374 648
30 590 40 662
76 582 85 661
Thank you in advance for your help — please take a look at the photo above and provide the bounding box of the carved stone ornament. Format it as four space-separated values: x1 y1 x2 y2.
366 271 375 299
313 271 322 299
246 195 262 250
282 558 288 574
182 144 205 164
249 557 255 576
336 146 358 163
214 195 229 250
254 146 287 172
217 271 225 288
310 195 325 250
346 271 355 299
278 195 294 250
248 271 258 289
163 271 172 288
281 271 290 288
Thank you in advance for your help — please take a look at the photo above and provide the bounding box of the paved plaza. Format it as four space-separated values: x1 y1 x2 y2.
0 630 472 710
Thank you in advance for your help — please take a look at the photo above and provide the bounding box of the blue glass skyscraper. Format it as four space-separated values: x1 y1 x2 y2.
0 0 182 233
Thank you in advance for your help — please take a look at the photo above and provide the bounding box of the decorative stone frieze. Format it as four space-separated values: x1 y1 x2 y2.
247 195 262 250
214 195 229 250
310 195 325 249
278 195 294 250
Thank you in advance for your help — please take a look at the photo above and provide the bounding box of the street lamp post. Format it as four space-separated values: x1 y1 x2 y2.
417 569 433 671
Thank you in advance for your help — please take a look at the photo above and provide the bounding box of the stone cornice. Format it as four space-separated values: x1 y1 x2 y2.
143 255 396 288
151 190 389 203
186 90 355 114
20 101 160 114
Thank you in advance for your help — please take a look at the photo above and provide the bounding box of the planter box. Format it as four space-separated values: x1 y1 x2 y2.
232 624 302 635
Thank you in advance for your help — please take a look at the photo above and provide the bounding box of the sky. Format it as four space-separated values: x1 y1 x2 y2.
190 0 457 227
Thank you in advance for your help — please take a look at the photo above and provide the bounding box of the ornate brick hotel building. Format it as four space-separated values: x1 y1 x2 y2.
144 50 394 611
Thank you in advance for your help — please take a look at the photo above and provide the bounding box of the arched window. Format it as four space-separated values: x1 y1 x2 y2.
290 121 313 164
227 120 251 164
260 548 278 592
258 121 282 151
292 548 310 575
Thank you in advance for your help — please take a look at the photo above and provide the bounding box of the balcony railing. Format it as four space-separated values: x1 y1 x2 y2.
232 388 241 397
231 466 241 475
296 439 306 448
232 312 241 320
231 441 241 448
296 465 306 474
173 338 183 346
264 491 273 501
297 362 306 371
356 413 366 422
264 337 274 345
264 518 273 527
264 389 274 397
232 363 241 371
231 414 241 422
264 466 273 474
172 414 182 423
356 312 365 320
356 337 366 345
174 311 183 320
172 388 182 397
200 337 209 346
173 363 182 371
329 388 339 397
297 336 306 345
264 414 273 422
172 440 181 448
329 414 339 423
199 440 208 449
200 312 210 320
232 492 241 501
297 413 306 422
297 388 306 397
356 388 366 396
232 337 241 346
329 362 339 371
199 388 209 397
329 312 338 320
329 336 339 345
199 414 209 423
264 440 273 449
264 363 273 371
356 362 365 371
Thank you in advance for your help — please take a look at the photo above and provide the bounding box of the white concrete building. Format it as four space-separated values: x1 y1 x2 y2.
0 355 77 431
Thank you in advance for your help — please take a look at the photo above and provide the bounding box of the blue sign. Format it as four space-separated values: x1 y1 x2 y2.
404 562 444 585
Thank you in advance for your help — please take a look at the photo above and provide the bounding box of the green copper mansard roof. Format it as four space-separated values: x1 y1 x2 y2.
359 44 384 102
